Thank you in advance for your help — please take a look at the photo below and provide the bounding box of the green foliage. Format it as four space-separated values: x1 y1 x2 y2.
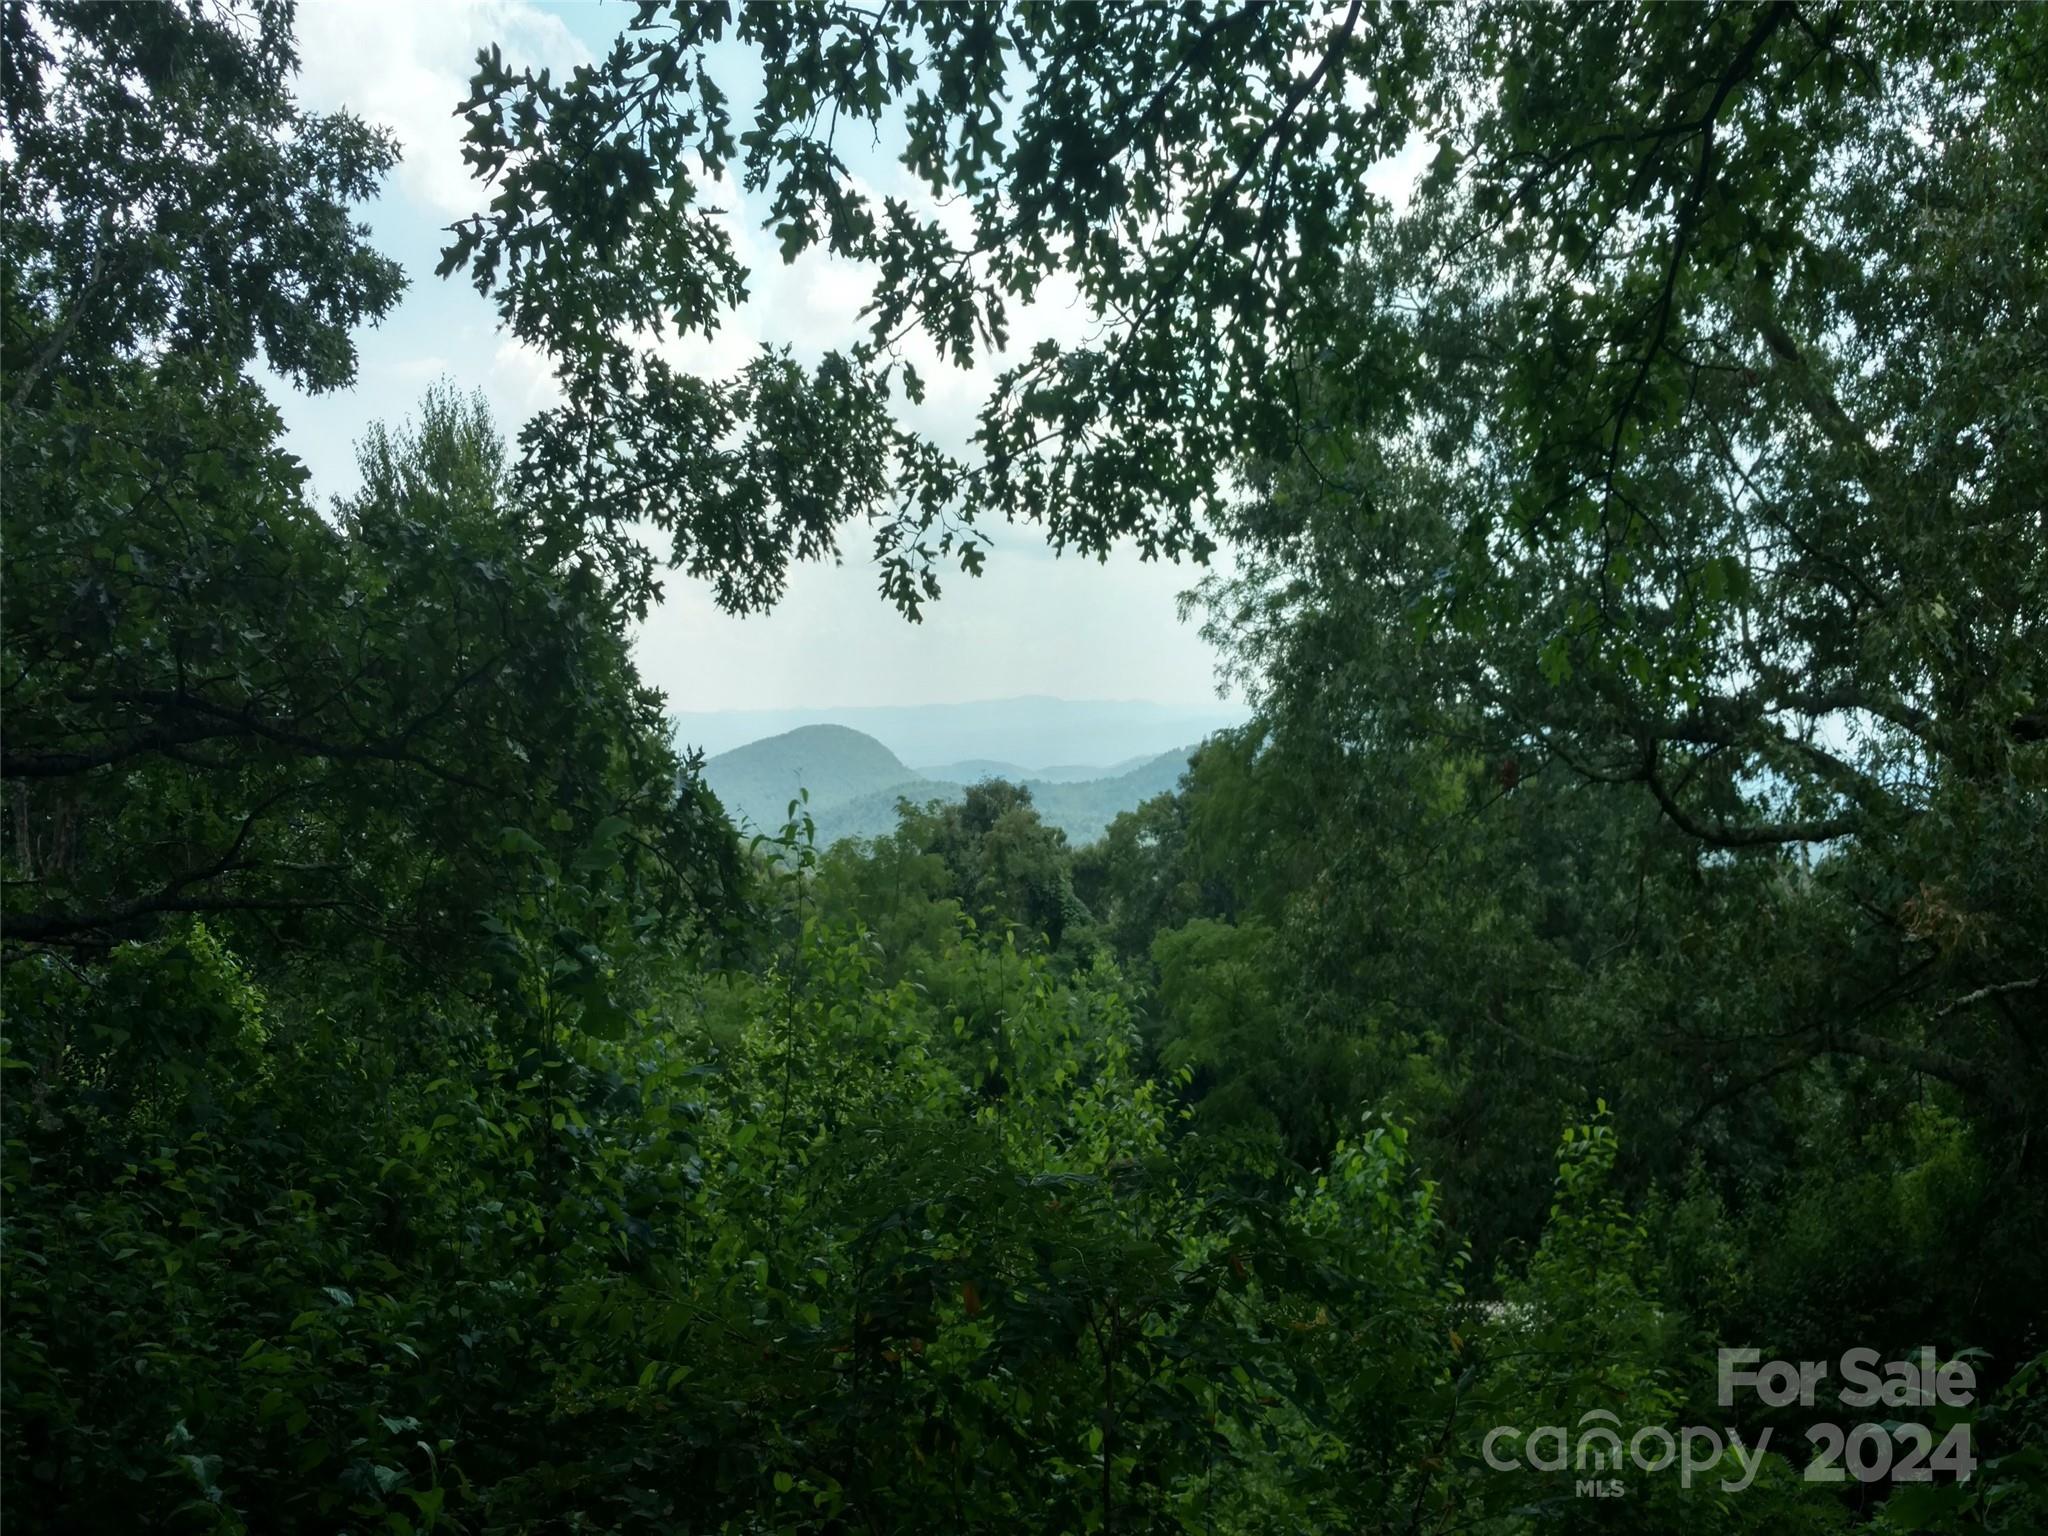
6 1 2043 1532
815 780 1098 973
3 0 405 394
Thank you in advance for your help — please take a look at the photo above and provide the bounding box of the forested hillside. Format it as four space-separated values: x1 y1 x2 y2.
673 697 1246 765
702 725 1197 845
701 725 925 831
4 4 2044 1534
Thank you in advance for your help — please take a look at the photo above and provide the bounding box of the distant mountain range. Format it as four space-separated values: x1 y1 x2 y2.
700 724 1196 846
914 755 1159 785
672 695 1247 770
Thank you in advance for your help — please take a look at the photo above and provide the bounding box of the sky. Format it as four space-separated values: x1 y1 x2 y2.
272 0 1242 713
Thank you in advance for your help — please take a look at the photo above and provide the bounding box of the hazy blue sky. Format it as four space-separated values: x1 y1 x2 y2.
273 0 1242 712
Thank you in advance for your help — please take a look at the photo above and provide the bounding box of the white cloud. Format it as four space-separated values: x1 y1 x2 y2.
488 335 562 416
290 0 588 219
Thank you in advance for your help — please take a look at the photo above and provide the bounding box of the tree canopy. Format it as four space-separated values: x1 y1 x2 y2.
5 2 2044 1532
